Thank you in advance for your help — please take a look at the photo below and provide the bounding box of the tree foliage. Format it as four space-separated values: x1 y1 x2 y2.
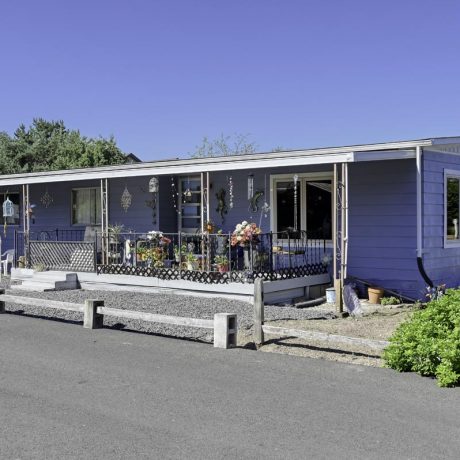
190 133 257 158
0 118 128 174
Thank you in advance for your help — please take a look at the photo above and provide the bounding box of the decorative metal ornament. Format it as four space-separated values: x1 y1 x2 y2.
149 177 159 193
2 196 14 217
247 173 254 200
40 189 54 208
120 185 132 212
171 177 180 214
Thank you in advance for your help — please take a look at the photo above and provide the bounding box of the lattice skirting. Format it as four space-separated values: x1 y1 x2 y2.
96 263 327 284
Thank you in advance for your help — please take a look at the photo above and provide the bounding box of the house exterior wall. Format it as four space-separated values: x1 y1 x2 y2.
347 159 422 299
422 149 460 289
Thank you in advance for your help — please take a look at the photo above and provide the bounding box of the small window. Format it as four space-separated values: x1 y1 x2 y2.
0 193 20 225
446 176 460 242
72 188 101 225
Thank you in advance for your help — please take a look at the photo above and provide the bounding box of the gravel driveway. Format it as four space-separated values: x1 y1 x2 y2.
1 285 335 344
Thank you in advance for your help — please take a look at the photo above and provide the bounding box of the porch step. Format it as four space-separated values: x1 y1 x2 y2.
10 272 80 292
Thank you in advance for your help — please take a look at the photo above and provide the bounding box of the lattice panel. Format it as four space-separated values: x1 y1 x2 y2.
96 263 327 284
29 241 96 272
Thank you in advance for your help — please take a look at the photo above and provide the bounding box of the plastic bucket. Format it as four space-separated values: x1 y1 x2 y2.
326 287 336 304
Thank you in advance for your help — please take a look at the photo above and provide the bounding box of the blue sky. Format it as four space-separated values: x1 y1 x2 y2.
1 0 459 160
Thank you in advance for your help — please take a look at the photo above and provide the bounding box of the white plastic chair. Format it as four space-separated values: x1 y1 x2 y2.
1 249 14 275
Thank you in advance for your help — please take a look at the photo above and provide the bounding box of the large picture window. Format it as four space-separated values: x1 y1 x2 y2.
445 172 460 245
72 188 101 225
0 192 20 225
272 174 332 239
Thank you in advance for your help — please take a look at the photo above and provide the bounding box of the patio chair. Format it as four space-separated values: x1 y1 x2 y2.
1 249 14 275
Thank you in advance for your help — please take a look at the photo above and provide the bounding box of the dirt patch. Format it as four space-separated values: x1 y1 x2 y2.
243 303 417 367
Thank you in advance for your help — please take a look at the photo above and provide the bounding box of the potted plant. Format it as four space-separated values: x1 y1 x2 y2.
215 254 229 272
173 243 187 263
185 251 198 270
108 223 124 243
136 246 148 261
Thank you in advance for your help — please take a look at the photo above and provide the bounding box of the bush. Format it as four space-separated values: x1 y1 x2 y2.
383 289 460 387
380 296 401 306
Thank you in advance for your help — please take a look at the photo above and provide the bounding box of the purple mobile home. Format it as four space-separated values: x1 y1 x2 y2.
0 137 459 301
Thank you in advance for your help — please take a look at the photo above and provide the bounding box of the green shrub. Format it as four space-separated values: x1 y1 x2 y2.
380 296 401 306
383 289 460 387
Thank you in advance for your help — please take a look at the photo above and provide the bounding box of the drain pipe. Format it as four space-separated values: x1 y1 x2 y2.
416 145 434 288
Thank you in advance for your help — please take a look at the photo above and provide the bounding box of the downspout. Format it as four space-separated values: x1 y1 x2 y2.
416 146 434 287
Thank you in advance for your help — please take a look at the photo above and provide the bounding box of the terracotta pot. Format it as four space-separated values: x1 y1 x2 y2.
218 264 229 273
368 287 384 304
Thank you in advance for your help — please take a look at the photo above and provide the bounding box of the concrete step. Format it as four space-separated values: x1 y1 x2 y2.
10 268 35 280
11 272 80 292
11 281 57 292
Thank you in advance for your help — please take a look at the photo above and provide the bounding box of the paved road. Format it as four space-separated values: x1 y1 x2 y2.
0 314 459 459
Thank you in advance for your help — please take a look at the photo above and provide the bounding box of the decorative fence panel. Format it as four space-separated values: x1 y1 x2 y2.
29 241 96 272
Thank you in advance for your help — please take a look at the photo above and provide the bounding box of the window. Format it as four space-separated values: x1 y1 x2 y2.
72 188 101 225
445 172 460 244
272 174 332 239
0 193 20 225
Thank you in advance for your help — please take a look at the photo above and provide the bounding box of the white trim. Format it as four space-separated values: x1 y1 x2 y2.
270 172 333 242
444 169 460 248
0 139 440 187
416 146 423 257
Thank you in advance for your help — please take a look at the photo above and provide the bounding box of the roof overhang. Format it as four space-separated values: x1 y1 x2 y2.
0 138 447 187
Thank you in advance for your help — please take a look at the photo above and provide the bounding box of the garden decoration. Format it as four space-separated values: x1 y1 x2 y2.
120 184 132 212
216 188 228 223
247 173 254 200
261 174 270 218
227 176 234 209
170 177 180 214
148 177 159 193
293 174 299 231
40 188 54 208
2 196 14 235
249 190 264 212
183 177 192 203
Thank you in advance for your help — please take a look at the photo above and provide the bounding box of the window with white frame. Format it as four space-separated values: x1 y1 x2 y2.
71 188 101 225
271 174 332 239
445 172 460 244
0 192 20 225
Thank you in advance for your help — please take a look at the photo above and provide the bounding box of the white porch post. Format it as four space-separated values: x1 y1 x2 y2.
22 184 30 266
333 164 345 313
100 178 109 264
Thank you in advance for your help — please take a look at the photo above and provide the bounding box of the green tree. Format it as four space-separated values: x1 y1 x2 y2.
0 118 128 174
190 133 257 158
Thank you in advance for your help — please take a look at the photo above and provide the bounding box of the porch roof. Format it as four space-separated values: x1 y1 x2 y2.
0 137 458 186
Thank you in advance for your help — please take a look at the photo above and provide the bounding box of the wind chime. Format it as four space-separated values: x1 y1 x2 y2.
2 195 14 236
183 177 192 203
293 174 299 231
227 176 234 209
170 177 180 214
261 174 270 218
146 177 159 225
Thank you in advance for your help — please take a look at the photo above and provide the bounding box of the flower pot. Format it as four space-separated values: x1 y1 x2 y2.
368 287 384 304
218 264 229 273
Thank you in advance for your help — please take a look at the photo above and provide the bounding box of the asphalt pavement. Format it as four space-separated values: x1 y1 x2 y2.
0 313 459 459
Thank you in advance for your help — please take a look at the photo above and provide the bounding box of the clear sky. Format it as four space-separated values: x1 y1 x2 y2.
1 0 459 160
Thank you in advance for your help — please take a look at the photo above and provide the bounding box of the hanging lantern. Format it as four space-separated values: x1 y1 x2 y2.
149 177 159 193
247 173 254 200
2 196 14 218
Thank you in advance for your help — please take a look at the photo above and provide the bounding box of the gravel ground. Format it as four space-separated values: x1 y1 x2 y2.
1 281 335 345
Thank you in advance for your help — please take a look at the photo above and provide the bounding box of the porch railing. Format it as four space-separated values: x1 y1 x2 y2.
14 229 329 283
96 231 329 283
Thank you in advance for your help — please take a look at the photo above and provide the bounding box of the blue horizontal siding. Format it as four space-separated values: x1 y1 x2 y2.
347 160 420 298
423 149 460 290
